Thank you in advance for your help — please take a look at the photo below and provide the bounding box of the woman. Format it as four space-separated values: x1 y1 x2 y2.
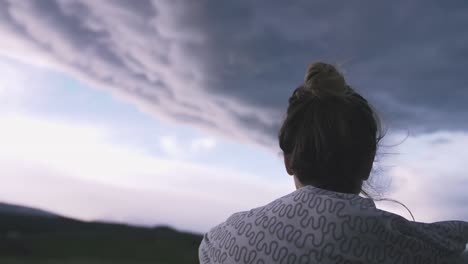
199 62 468 263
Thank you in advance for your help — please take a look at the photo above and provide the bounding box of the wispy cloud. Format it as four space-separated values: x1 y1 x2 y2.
191 137 216 152
159 136 217 159
159 136 183 158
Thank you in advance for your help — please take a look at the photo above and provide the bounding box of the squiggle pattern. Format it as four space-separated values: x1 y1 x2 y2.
199 186 468 264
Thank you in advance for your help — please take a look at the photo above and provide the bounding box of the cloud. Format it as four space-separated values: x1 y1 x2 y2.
159 135 182 157
0 0 467 149
0 0 273 147
191 137 216 152
158 136 216 159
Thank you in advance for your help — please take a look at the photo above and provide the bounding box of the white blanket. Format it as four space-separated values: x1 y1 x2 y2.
199 185 468 264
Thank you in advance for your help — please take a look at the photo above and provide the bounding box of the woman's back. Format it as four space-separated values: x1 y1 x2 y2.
200 186 468 263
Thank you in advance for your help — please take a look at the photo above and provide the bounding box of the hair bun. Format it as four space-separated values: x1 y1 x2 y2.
304 62 349 97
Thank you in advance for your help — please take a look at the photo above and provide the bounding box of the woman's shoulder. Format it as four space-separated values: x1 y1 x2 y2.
200 187 468 264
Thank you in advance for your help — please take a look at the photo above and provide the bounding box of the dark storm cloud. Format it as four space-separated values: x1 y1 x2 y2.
1 0 467 147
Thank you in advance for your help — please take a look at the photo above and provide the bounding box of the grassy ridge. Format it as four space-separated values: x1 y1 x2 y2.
0 213 203 263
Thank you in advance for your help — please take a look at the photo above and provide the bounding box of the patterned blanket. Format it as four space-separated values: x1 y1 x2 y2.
199 185 468 264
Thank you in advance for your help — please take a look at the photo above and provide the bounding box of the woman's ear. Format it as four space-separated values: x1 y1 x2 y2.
283 155 294 176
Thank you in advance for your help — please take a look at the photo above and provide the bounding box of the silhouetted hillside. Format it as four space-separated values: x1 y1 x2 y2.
0 203 202 263
0 203 60 218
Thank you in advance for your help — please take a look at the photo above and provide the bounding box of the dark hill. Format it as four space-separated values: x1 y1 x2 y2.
0 203 203 264
0 203 59 218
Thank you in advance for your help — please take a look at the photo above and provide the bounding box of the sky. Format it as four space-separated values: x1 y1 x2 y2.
0 0 467 233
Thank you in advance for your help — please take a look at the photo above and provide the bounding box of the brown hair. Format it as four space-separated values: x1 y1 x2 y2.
279 62 383 195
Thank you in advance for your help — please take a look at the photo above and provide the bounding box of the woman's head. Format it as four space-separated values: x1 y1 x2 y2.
279 62 382 194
